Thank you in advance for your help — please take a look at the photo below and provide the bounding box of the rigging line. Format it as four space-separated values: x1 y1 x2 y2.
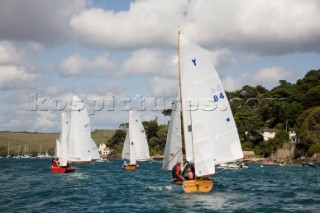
163 148 183 170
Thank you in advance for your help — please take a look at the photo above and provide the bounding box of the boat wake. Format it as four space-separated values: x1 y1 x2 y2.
145 185 173 191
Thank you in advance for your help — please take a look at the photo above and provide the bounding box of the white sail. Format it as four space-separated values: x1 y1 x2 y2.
129 110 150 161
122 130 131 160
67 95 92 162
162 98 183 171
90 139 100 160
59 112 69 166
55 139 60 158
129 128 137 165
122 111 150 164
121 128 137 165
179 33 243 177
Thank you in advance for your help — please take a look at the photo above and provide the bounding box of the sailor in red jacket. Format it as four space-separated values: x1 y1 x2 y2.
52 158 59 167
172 161 182 180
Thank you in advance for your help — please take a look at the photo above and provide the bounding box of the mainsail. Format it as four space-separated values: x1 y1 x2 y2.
67 95 92 162
122 110 150 164
179 33 243 177
128 110 150 161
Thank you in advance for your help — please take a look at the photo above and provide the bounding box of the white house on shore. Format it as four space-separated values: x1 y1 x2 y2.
260 129 276 141
99 143 112 158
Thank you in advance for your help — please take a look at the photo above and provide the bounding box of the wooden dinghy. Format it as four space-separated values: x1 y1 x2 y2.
123 164 138 170
182 179 213 193
51 166 76 174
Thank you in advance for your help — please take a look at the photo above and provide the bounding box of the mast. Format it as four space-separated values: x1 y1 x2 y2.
7 139 10 157
177 31 186 160
188 101 195 163
128 110 130 161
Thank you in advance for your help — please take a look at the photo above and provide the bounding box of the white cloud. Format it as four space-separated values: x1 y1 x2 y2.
70 0 187 49
0 41 24 65
252 67 295 84
44 85 69 96
222 66 296 91
122 49 177 77
222 76 242 92
184 0 320 54
33 111 57 132
0 65 39 90
87 82 125 95
70 0 320 54
149 77 178 97
0 0 85 44
60 53 115 76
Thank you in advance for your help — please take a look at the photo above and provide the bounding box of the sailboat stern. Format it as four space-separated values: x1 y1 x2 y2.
182 179 213 193
51 166 76 174
123 164 138 170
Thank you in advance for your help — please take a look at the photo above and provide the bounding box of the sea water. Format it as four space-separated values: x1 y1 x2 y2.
0 158 319 213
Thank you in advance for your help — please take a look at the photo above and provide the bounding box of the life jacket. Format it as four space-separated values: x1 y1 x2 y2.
175 165 181 178
187 170 195 180
52 160 58 167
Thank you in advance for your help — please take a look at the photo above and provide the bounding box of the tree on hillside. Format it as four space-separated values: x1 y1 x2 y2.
295 106 320 155
234 111 264 141
297 69 320 92
304 85 320 109
119 123 128 131
107 129 126 154
143 119 159 141
267 130 289 152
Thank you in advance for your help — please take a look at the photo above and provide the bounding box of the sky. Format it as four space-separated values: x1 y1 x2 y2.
0 0 320 132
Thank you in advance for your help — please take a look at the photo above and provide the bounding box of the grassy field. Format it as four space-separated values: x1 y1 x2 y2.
0 130 115 157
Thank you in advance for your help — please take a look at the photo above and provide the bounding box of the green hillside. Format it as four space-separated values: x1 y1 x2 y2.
0 130 115 157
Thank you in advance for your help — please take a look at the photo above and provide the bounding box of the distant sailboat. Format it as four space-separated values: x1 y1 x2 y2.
21 145 31 158
51 112 75 173
51 94 99 173
67 95 99 163
13 146 21 159
165 32 243 193
6 139 10 158
122 110 150 170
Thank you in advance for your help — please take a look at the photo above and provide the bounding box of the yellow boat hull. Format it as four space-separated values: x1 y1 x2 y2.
182 179 213 193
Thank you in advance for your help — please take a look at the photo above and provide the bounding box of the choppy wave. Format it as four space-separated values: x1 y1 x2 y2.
0 159 319 212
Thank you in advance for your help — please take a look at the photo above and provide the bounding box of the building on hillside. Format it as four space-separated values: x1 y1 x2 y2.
258 129 276 141
99 143 112 158
289 131 299 143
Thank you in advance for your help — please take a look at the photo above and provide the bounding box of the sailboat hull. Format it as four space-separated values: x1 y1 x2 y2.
51 166 76 174
182 179 213 193
123 164 138 170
